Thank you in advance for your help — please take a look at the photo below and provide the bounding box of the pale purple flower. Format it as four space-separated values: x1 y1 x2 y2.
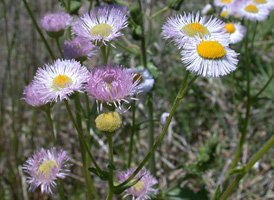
117 168 158 200
23 147 70 194
33 59 89 103
86 65 139 111
72 6 128 46
40 12 72 32
97 4 128 15
22 82 45 107
127 68 154 95
62 37 96 60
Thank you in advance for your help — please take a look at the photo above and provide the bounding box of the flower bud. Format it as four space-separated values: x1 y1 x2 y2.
95 112 122 133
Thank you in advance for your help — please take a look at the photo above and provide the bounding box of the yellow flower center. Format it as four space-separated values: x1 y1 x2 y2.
220 0 232 3
52 75 73 91
37 160 58 176
95 112 122 133
132 72 143 84
197 41 226 59
253 0 267 4
244 4 259 13
90 23 113 37
220 10 229 18
224 23 236 34
130 180 145 192
181 23 210 37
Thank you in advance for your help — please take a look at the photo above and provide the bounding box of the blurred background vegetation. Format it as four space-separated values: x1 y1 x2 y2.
0 0 274 199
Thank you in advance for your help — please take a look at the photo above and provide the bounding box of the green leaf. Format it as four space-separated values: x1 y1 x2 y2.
211 185 221 200
88 168 109 181
227 166 247 176
147 62 159 79
70 1 82 15
113 176 143 194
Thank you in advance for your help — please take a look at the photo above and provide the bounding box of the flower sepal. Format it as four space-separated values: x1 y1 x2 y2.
46 29 65 38
113 176 143 195
88 167 109 181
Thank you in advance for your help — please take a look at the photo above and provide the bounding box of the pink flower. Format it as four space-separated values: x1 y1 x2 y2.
86 65 139 111
40 12 72 32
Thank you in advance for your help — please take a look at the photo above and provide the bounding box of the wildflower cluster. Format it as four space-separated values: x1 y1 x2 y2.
20 0 274 199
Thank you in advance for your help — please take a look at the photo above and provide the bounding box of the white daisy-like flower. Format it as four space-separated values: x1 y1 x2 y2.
72 6 128 46
23 147 70 194
33 59 89 103
181 35 239 77
237 2 270 21
224 22 247 44
214 0 236 7
162 12 230 49
252 0 274 10
220 6 232 18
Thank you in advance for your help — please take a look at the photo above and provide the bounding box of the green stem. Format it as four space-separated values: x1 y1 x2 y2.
150 6 169 19
66 0 71 38
106 134 114 200
219 134 274 200
251 21 258 50
128 99 136 167
64 100 103 174
115 72 196 190
45 109 56 145
22 0 55 60
113 41 138 55
229 21 251 171
148 91 156 176
73 95 100 200
101 45 108 65
253 72 274 100
57 179 66 200
44 109 66 199
55 37 64 58
89 0 94 12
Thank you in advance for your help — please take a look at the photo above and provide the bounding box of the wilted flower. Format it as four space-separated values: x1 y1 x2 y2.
40 12 72 38
160 112 170 125
72 6 128 46
62 37 96 61
86 65 139 111
202 4 213 15
22 82 45 107
128 68 154 95
162 12 229 49
117 168 158 200
181 35 239 77
33 59 89 103
23 147 69 194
